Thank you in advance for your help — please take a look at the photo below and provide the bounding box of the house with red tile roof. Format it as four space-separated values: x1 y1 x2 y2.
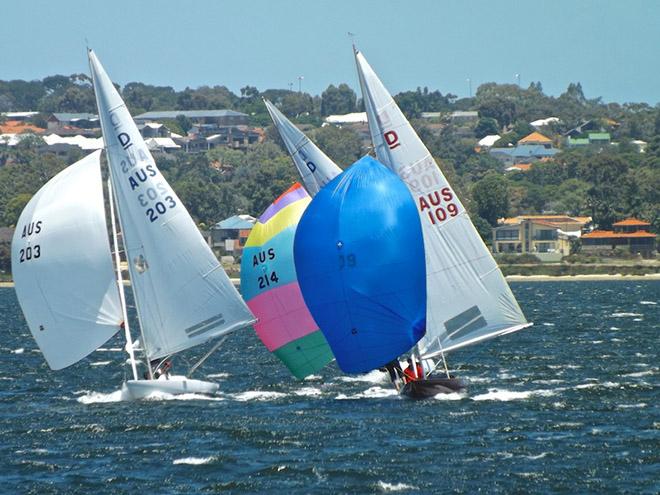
581 218 656 257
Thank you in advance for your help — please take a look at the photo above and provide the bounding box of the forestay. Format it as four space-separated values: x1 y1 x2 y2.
355 49 531 359
294 156 426 373
89 50 255 360
264 99 342 195
11 150 122 370
241 183 333 379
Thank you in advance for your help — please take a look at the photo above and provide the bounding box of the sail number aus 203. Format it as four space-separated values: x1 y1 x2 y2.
19 220 42 263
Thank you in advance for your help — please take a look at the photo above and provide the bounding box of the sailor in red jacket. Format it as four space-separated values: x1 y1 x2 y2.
403 357 424 383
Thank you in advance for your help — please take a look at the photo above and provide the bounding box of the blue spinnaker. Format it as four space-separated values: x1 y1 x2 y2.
294 155 426 373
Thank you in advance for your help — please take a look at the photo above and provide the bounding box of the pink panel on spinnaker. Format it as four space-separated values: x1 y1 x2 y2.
247 281 318 352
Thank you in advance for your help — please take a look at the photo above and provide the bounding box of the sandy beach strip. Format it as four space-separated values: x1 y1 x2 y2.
1 274 658 289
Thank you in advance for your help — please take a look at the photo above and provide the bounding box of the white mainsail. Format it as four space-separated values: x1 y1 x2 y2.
263 99 342 195
355 49 531 359
88 50 255 360
11 150 122 370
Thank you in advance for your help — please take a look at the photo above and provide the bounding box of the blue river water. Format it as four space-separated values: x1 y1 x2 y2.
0 281 658 494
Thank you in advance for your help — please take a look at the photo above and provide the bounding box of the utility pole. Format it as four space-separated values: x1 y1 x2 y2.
298 75 304 93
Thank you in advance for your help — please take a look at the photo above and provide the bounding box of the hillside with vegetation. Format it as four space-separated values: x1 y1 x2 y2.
0 74 658 278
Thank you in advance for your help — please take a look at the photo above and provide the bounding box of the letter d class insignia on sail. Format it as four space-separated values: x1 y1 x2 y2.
294 156 427 374
241 183 334 379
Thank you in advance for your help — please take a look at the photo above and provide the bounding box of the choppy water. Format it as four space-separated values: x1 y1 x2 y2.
1 281 658 494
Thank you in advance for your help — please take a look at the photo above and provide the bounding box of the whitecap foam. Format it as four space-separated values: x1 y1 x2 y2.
336 386 398 400
472 388 556 401
173 456 216 465
610 312 642 317
639 301 657 305
11 348 24 354
232 390 286 402
144 392 224 402
205 373 229 379
293 387 322 397
337 370 389 384
96 347 122 352
610 327 620 330
376 481 418 492
433 392 466 401
623 370 655 378
90 361 112 366
304 374 322 381
77 390 127 404
633 318 643 322
525 452 548 460
542 323 555 327
616 403 647 409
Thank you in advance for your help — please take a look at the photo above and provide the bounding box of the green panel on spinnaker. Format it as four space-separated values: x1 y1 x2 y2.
273 331 334 380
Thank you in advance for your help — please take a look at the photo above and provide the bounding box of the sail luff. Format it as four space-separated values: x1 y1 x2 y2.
354 49 530 358
263 99 342 195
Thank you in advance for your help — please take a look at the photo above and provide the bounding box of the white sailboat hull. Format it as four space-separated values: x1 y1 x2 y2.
122 375 219 400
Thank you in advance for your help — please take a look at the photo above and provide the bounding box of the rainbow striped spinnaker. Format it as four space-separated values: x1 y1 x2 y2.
240 183 333 379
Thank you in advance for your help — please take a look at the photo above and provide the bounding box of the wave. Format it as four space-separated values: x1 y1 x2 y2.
205 373 229 379
143 392 224 402
376 481 418 492
90 361 112 366
622 370 655 378
293 387 322 397
304 374 322 381
433 392 466 401
77 390 126 404
231 390 287 402
11 348 24 354
639 301 657 305
610 312 642 317
336 386 398 400
542 323 555 326
96 347 123 352
172 456 216 465
337 370 389 384
472 388 556 401
616 403 647 409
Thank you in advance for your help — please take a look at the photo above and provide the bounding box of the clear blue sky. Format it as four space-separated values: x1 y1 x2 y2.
4 0 660 104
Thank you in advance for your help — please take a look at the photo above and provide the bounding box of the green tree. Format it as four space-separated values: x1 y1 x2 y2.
312 125 362 167
320 84 357 116
4 193 33 226
471 172 509 225
474 117 499 138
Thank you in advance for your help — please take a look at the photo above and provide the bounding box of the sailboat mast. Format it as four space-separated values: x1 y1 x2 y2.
108 174 154 380
107 179 138 381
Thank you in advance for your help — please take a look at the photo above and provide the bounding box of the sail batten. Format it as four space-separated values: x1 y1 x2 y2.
355 49 530 358
89 50 255 360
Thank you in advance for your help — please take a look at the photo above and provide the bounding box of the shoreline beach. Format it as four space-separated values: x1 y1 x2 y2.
1 273 659 289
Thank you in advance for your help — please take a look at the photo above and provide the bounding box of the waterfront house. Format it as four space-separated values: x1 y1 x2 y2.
492 215 592 260
581 218 656 258
208 215 256 255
